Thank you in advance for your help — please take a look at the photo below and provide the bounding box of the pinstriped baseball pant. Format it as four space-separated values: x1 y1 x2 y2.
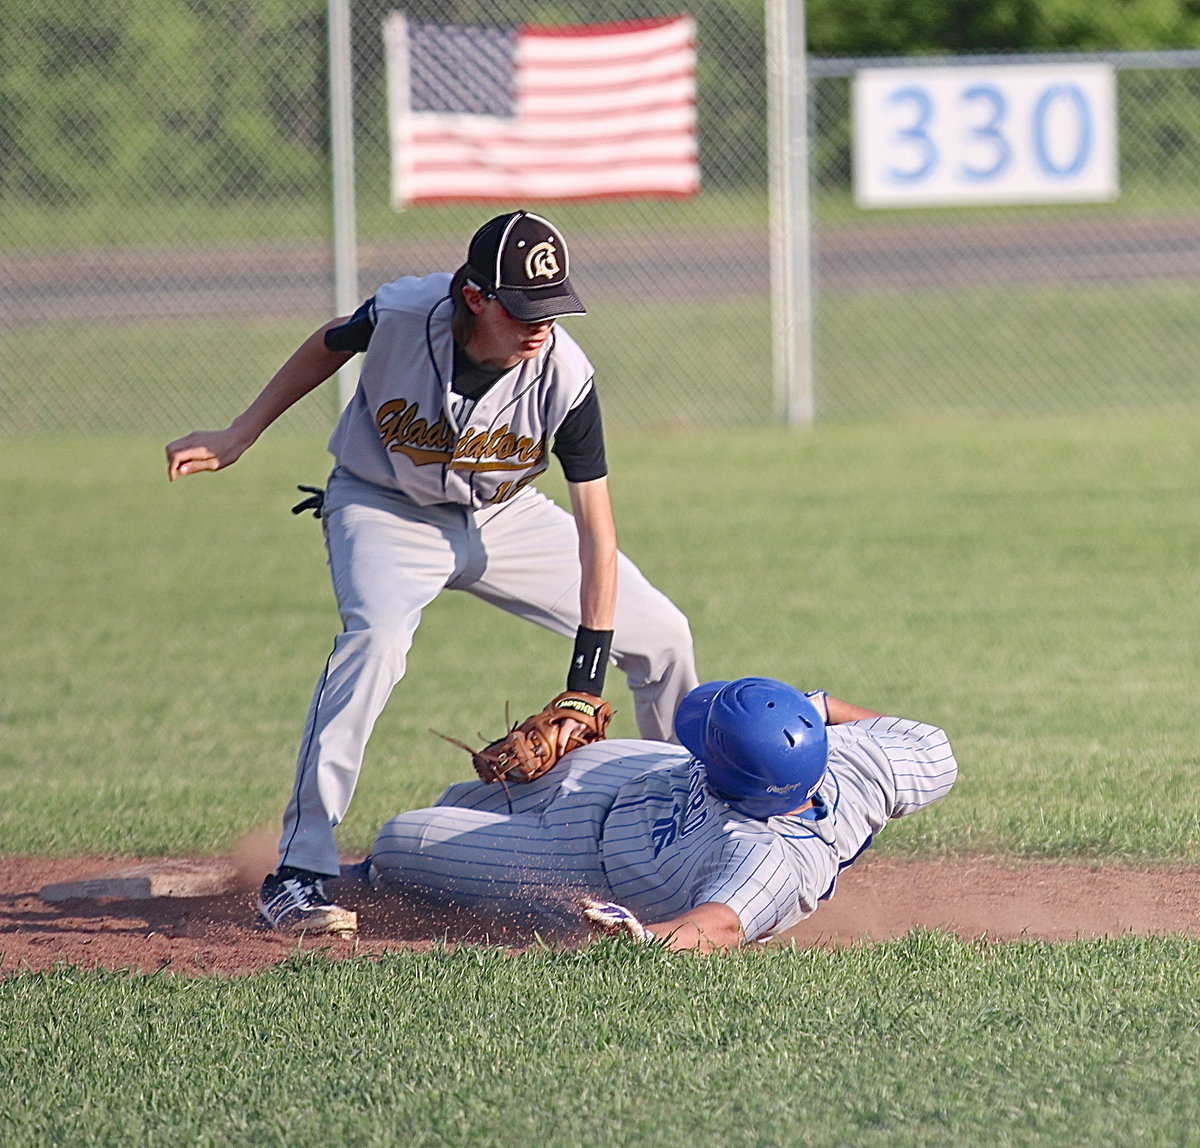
278 469 697 876
370 773 611 904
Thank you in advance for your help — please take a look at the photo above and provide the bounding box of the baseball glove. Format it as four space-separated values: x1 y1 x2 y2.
441 691 613 784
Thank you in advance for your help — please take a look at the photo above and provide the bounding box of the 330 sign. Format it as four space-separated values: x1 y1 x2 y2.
853 63 1117 208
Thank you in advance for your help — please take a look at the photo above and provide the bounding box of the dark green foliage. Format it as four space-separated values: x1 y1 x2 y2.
806 0 1200 55
1119 67 1200 185
0 0 328 204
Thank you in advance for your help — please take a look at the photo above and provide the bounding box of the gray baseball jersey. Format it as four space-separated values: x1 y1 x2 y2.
370 715 958 942
328 272 593 508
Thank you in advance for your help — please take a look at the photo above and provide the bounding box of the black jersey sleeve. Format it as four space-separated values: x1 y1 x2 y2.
323 297 377 353
552 384 608 483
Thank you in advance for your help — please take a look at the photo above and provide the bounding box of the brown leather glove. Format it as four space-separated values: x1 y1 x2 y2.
470 692 613 783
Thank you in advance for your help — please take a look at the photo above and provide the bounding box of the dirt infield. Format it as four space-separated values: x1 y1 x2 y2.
2 855 1197 977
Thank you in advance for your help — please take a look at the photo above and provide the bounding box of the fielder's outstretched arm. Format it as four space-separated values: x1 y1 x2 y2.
165 318 354 481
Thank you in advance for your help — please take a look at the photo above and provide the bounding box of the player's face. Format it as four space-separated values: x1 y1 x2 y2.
463 287 554 367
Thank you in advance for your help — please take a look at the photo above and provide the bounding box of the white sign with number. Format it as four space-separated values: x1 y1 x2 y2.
853 63 1117 208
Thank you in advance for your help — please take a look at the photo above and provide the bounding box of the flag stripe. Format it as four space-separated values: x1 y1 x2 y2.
521 20 694 60
410 155 700 179
521 65 696 95
412 190 698 205
388 14 699 206
409 137 699 168
407 113 701 143
520 85 696 118
524 56 694 83
412 114 698 148
412 127 697 152
407 169 701 201
522 14 687 38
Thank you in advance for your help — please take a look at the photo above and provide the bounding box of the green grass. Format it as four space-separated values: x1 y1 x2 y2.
8 277 1200 436
818 280 1200 420
0 303 774 437
3 415 1199 1144
1 412 1198 861
0 314 332 436
5 180 1195 252
0 189 770 253
2 934 1199 1145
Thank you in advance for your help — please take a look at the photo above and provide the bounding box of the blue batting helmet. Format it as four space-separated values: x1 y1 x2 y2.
674 677 829 819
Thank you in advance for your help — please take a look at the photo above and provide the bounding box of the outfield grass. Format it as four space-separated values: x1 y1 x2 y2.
6 183 1189 252
0 190 772 252
8 276 1200 437
1 412 1197 861
0 302 776 437
818 279 1200 420
2 934 1199 1145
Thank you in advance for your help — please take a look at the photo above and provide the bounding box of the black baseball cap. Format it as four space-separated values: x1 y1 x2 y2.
464 211 586 322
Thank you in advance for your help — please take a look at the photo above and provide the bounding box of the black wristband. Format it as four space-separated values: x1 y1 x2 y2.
567 626 613 694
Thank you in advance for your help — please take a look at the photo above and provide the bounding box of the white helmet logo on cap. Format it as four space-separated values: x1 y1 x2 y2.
526 242 561 281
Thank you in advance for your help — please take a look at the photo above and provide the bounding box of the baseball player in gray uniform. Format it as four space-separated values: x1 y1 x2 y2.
165 211 698 936
366 677 958 951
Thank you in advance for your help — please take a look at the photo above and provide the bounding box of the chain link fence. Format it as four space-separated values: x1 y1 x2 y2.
809 51 1200 421
2 2 1199 436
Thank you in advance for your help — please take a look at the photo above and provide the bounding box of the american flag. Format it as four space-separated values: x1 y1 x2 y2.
384 13 699 206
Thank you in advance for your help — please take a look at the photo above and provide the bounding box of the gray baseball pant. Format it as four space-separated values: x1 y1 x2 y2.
277 468 697 876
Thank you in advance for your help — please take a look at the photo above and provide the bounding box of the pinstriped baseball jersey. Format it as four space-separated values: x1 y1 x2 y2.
370 716 957 942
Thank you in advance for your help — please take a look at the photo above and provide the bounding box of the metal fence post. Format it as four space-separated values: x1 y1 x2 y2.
328 0 359 410
767 0 815 426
